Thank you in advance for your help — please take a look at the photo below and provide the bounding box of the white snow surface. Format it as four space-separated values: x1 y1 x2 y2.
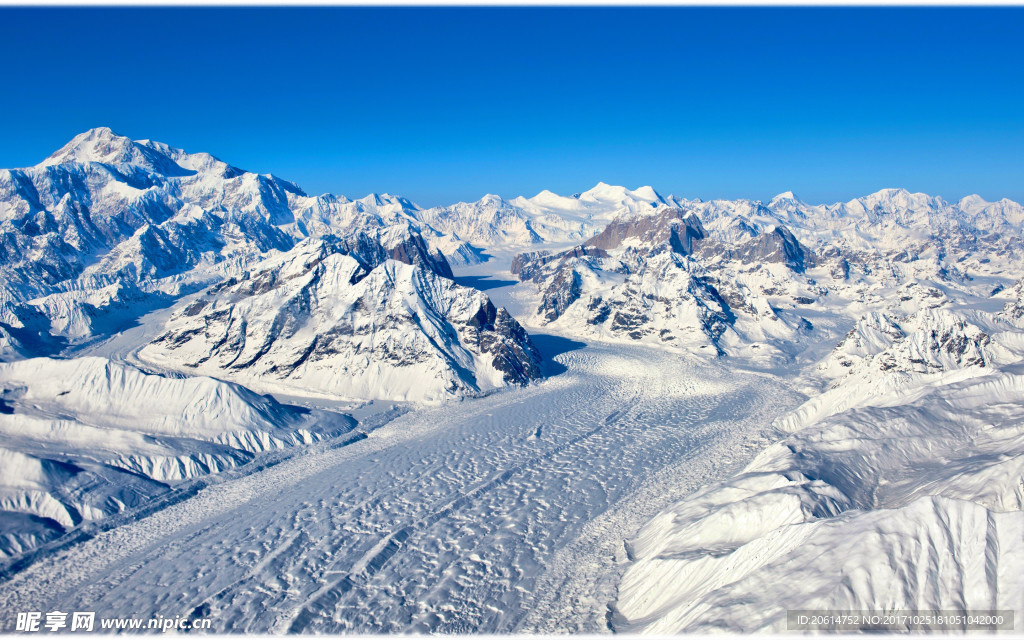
612 319 1024 633
137 240 540 403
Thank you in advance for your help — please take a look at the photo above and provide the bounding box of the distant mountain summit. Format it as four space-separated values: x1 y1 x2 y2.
41 126 253 180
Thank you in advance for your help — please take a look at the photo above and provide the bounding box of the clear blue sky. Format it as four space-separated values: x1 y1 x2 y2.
1 7 1022 207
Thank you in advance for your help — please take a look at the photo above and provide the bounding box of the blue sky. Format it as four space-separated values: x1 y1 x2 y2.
1 7 1022 207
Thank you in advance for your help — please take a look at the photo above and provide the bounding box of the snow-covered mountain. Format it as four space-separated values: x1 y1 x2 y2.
507 183 1024 366
508 182 679 244
816 306 1002 384
138 238 542 403
415 194 543 247
509 207 820 359
412 182 679 249
0 128 469 356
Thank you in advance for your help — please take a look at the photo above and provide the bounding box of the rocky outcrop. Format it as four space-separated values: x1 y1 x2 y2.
584 207 707 255
697 226 812 272
511 245 609 282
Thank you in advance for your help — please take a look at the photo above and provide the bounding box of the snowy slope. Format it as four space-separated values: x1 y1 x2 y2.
417 182 678 248
288 192 481 266
510 183 678 243
510 208 820 361
416 194 543 247
403 183 679 251
0 356 354 559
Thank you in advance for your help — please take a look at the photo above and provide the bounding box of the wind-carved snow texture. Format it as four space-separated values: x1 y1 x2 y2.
5 127 1024 633
611 305 1024 633
613 363 1024 632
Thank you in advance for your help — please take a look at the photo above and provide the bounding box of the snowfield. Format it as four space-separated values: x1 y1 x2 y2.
612 316 1024 633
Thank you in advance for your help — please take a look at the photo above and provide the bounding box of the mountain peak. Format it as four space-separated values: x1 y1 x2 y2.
578 183 666 208
42 127 132 165
873 187 911 198
80 126 118 139
859 187 946 211
40 127 199 177
770 190 800 202
632 185 662 200
581 182 622 198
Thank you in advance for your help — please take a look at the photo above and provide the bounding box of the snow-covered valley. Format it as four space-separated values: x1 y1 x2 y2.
2 128 1024 633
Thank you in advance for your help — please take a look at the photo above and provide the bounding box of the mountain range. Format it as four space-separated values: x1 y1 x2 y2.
3 128 1024 631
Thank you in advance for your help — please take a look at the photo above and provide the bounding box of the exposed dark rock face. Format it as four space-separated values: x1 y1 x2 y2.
384 231 454 279
460 299 543 385
584 207 707 255
698 226 812 273
539 268 583 322
312 230 454 280
509 250 545 280
511 245 608 282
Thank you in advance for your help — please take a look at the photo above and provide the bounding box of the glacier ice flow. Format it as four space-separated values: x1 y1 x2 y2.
0 342 802 633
